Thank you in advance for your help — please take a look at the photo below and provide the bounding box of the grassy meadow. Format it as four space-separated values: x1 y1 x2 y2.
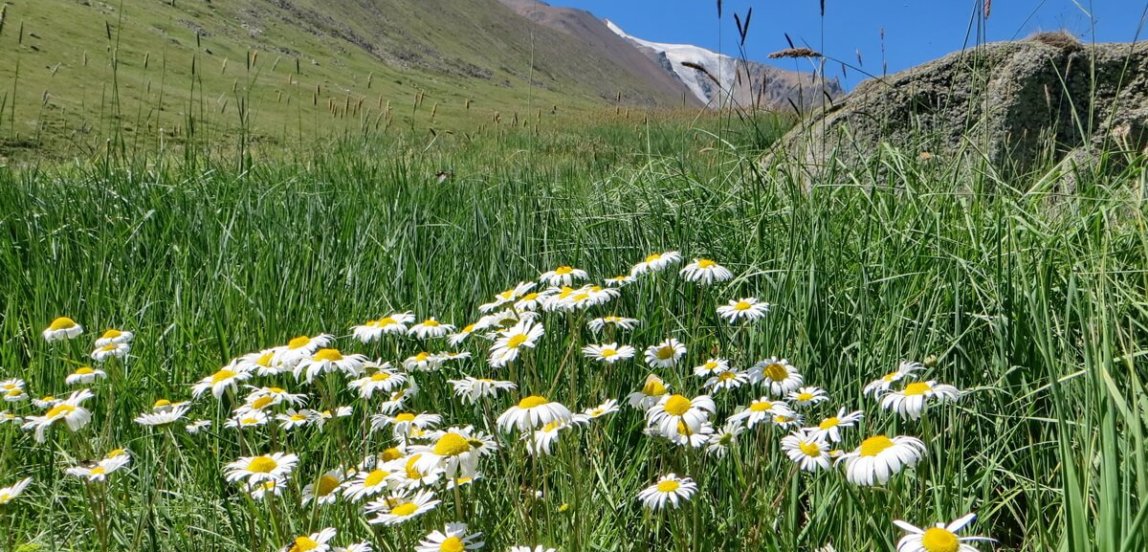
0 111 1144 552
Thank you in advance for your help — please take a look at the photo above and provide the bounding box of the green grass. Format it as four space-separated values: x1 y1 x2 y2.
0 120 1145 552
0 0 691 161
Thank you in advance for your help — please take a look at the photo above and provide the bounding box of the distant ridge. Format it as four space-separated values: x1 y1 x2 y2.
605 20 844 111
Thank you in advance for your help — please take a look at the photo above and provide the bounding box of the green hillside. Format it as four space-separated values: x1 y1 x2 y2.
0 0 691 160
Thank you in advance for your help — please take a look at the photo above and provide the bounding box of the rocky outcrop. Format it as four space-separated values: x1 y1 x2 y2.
766 38 1148 184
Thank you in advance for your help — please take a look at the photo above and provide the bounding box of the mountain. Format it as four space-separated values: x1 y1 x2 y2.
606 20 844 112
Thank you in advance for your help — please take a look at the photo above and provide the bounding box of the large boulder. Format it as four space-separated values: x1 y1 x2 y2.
765 36 1148 184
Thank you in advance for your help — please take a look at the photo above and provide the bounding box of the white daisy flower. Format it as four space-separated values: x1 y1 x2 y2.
249 478 287 501
864 360 924 397
692 358 730 377
42 317 83 342
371 411 442 438
539 265 589 287
497 395 572 433
65 366 107 386
626 374 670 411
488 319 545 368
341 466 393 502
643 338 686 369
525 416 589 456
706 420 744 458
581 343 636 364
384 453 444 490
630 251 682 276
410 426 498 478
680 258 733 285
416 523 484 552
134 403 191 427
808 408 864 443
603 274 636 287
513 291 546 312
880 381 961 420
447 376 516 404
646 394 715 437
781 430 832 472
224 452 298 485
583 399 620 419
65 453 131 482
293 349 368 383
703 369 749 392
0 477 32 505
276 410 314 431
837 435 926 486
185 419 212 435
587 315 640 333
276 334 334 365
403 352 444 372
349 366 407 399
94 328 133 347
636 473 696 510
480 282 537 312
301 469 346 506
409 318 455 340
90 342 130 362
750 357 803 396
21 389 94 443
1 379 27 403
278 528 336 552
192 365 250 399
366 489 440 525
235 349 287 377
658 419 714 448
893 513 992 552
716 297 770 323
772 412 804 429
788 386 829 408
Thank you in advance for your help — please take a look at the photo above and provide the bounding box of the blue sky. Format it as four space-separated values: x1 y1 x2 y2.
549 0 1147 88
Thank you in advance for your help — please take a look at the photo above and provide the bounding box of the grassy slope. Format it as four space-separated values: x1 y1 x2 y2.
0 0 690 160
0 121 1144 550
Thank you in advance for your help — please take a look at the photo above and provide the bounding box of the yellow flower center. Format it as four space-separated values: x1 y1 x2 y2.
382 447 403 461
364 469 387 487
439 536 465 552
520 293 539 302
796 392 815 402
882 372 899 383
641 378 667 396
697 259 716 268
101 329 122 339
859 436 895 457
89 466 106 476
411 352 430 363
644 253 662 263
655 345 676 360
211 369 237 384
5 389 21 397
315 474 340 496
819 417 840 430
733 300 752 311
75 367 94 375
662 394 692 416
247 456 278 473
518 395 549 409
241 417 259 426
404 454 426 479
371 372 392 382
289 414 307 422
799 442 822 457
718 371 737 381
506 334 528 349
703 361 718 371
251 396 274 410
749 400 772 412
656 480 680 493
422 319 441 328
555 266 574 275
394 413 416 423
45 403 76 419
903 382 932 396
106 448 125 458
920 527 960 552
433 432 473 457
48 317 77 331
391 501 418 517
153 399 172 408
763 363 788 381
312 348 343 362
256 352 275 367
378 317 397 326
269 387 286 394
290 536 320 552
98 344 118 352
287 336 311 349
600 348 617 358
